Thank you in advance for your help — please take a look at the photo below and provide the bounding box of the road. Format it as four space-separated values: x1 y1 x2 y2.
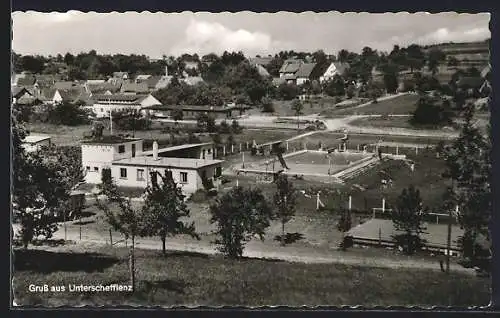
13 224 474 275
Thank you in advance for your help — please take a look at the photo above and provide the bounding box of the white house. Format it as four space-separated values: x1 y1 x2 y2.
81 137 223 195
319 62 350 83
22 135 52 153
86 93 162 118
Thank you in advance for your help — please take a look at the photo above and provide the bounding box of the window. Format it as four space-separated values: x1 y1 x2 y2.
215 167 222 178
86 166 90 171
94 167 99 172
207 149 212 154
120 168 127 179
137 169 144 181
118 145 125 153
180 172 188 183
100 108 104 112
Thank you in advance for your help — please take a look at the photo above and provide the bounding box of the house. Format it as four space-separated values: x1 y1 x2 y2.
279 59 303 78
120 82 150 94
135 75 152 82
86 93 162 118
35 75 59 88
51 86 92 105
15 74 37 87
113 72 129 80
249 56 274 67
181 76 205 86
22 135 51 153
149 104 248 120
295 63 318 85
81 137 223 195
54 81 80 91
255 64 271 78
184 61 199 70
85 82 122 95
320 62 350 83
12 87 34 103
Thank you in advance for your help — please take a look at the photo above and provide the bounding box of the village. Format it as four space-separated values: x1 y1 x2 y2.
11 11 492 308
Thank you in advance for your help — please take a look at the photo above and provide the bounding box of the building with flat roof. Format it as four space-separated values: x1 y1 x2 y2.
22 135 52 152
81 136 222 195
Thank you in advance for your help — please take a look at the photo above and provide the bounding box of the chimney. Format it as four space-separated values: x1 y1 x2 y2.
153 140 159 160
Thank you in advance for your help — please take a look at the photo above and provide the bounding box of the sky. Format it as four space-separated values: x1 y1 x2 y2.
12 11 491 58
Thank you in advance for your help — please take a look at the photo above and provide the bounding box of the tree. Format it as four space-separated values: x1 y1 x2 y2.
196 113 216 133
12 114 73 248
439 105 491 270
336 206 352 251
291 100 303 130
219 120 231 134
381 63 399 93
276 83 300 100
20 55 45 74
94 168 143 291
171 108 183 122
391 185 427 255
209 187 273 258
231 120 242 134
410 95 453 127
141 171 199 255
323 75 345 97
273 174 297 246
427 48 446 76
447 56 459 67
112 109 151 131
261 97 275 113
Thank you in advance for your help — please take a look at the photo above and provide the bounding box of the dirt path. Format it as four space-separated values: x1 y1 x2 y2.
17 224 474 275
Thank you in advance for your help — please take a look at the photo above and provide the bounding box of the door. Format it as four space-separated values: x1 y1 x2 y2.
132 143 136 157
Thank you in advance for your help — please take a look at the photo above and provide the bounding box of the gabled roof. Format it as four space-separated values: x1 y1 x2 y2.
54 81 78 90
332 62 350 75
279 59 303 74
87 82 122 94
93 93 150 103
481 64 491 79
86 79 106 84
154 76 173 90
57 86 92 104
121 82 150 94
12 86 33 98
255 64 270 77
295 63 317 78
181 76 204 86
135 74 152 81
113 72 129 79
144 75 162 89
35 75 57 87
249 56 274 66
17 76 36 86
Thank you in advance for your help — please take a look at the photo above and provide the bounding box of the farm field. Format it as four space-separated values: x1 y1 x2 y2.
13 245 490 307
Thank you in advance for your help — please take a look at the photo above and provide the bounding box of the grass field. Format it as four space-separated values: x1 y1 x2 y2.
13 245 490 307
324 94 420 116
247 98 341 117
350 116 422 130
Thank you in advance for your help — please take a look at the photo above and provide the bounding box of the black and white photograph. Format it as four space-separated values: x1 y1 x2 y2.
11 11 492 307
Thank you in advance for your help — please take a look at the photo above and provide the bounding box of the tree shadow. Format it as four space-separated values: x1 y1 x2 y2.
73 220 95 226
273 232 305 245
141 279 187 294
13 249 120 273
163 250 209 259
31 239 69 247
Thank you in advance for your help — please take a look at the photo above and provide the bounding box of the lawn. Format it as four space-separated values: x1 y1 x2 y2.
247 98 341 117
13 245 490 307
349 116 422 130
324 94 420 116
